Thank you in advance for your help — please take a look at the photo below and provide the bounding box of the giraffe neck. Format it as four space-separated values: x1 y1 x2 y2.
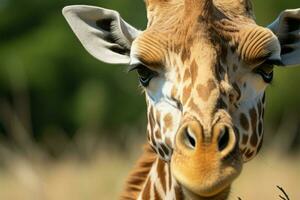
137 157 183 200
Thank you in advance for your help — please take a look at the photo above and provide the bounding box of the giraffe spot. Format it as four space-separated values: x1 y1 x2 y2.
181 47 191 62
158 147 165 159
174 44 181 54
183 67 190 82
245 149 254 159
240 148 246 155
250 131 258 147
262 93 266 103
175 184 183 199
242 134 248 145
240 113 249 131
249 107 258 147
155 130 161 139
165 137 172 149
188 99 203 117
232 82 241 101
167 165 172 191
258 120 263 136
220 44 228 62
149 107 155 129
216 62 225 81
157 159 167 193
182 86 191 104
161 144 170 157
154 186 162 200
217 98 227 109
151 145 158 154
142 177 151 200
190 60 198 84
156 111 161 122
215 63 222 81
163 114 173 131
197 79 217 101
230 44 237 53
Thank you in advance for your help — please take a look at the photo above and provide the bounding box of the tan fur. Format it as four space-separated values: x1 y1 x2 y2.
120 144 157 200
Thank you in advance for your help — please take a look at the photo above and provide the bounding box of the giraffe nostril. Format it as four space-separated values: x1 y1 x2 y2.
184 127 196 149
218 126 230 152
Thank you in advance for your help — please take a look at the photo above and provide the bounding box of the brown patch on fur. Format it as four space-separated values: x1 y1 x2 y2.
183 67 190 82
157 158 167 193
249 107 258 147
175 184 183 199
167 165 172 191
120 144 157 200
155 130 161 139
188 99 203 117
232 82 241 101
181 47 191 62
190 59 198 84
258 120 263 136
217 97 227 109
154 186 162 200
182 86 192 104
158 147 165 158
242 134 248 145
197 79 217 101
165 137 172 149
161 144 170 156
240 113 249 131
245 149 254 159
142 177 151 200
163 113 173 131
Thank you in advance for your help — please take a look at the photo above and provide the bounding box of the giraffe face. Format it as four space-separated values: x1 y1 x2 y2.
63 2 300 199
129 0 279 196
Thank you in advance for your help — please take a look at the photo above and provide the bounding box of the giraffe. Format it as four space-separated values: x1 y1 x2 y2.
62 1 300 200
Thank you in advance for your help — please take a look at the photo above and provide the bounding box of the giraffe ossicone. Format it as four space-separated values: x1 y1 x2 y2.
63 2 300 199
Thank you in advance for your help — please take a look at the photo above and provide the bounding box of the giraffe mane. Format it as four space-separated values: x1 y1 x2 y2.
120 144 157 200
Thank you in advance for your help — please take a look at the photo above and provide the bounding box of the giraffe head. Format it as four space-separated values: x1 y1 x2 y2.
63 2 300 198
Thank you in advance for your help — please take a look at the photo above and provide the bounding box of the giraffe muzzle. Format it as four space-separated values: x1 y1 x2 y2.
175 120 237 158
171 120 242 197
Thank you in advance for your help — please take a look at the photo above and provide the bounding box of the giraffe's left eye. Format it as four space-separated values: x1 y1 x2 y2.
253 64 274 83
130 64 158 87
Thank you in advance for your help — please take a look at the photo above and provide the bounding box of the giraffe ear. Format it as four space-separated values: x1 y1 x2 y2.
62 5 140 64
268 9 300 66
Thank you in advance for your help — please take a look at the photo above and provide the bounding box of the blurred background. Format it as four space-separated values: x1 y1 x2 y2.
0 0 299 199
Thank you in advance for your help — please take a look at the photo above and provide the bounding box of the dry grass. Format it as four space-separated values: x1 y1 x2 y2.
0 143 299 200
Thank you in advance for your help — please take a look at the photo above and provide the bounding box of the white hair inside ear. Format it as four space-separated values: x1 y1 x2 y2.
268 8 300 66
62 5 141 64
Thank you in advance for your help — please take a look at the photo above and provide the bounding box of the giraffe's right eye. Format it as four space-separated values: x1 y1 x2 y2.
133 65 158 87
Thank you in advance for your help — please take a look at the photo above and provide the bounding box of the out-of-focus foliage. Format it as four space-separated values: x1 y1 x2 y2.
0 0 299 156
